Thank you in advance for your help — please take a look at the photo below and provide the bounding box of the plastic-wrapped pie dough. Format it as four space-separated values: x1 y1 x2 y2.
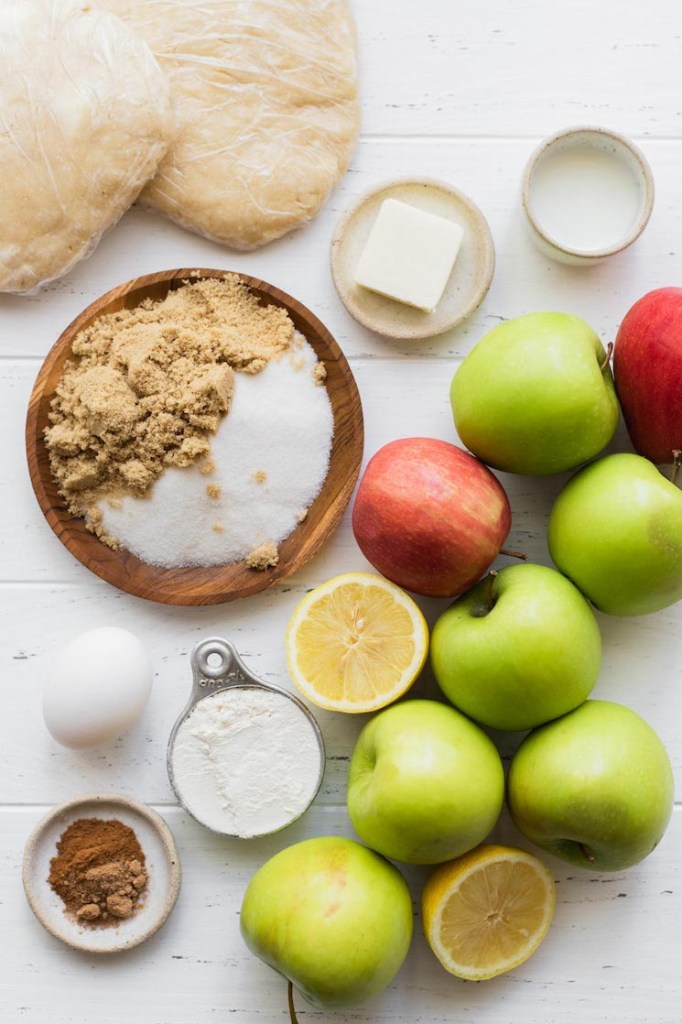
0 0 173 293
98 0 360 250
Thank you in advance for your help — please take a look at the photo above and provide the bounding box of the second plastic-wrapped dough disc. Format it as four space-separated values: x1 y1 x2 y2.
99 0 360 250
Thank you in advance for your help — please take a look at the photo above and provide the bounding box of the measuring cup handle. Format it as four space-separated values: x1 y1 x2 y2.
190 637 249 696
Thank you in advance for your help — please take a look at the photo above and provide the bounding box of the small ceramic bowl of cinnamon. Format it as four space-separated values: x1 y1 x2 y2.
22 793 181 953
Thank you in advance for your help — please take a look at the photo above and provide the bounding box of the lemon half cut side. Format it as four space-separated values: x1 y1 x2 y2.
285 572 428 713
422 844 556 981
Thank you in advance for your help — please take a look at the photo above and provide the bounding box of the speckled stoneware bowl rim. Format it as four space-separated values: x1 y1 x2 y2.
22 792 181 953
330 176 496 340
522 125 655 260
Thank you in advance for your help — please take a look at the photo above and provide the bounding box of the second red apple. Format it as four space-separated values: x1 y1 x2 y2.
614 287 682 464
352 437 511 598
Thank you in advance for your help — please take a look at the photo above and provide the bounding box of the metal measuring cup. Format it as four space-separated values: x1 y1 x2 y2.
167 637 326 837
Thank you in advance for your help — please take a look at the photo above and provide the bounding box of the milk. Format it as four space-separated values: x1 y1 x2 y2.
530 143 643 253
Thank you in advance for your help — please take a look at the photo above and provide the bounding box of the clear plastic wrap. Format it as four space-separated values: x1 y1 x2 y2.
98 0 360 250
0 0 173 293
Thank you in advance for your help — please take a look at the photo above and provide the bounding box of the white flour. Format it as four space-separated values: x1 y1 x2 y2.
170 687 323 837
98 335 333 567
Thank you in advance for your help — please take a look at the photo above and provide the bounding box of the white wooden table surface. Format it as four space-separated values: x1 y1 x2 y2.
2 2 681 1022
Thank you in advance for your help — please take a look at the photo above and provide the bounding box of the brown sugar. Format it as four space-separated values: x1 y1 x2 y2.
45 276 295 540
251 469 267 484
48 818 147 928
246 541 279 570
206 483 221 499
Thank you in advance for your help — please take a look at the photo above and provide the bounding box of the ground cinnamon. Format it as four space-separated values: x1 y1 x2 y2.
48 818 147 927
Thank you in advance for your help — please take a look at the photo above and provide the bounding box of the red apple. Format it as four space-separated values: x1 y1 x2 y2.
351 437 511 598
613 288 682 463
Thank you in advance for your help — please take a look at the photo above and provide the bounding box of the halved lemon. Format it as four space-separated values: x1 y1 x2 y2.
422 844 556 981
285 572 428 713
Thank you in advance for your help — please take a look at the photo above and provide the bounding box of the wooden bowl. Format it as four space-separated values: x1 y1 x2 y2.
26 269 364 606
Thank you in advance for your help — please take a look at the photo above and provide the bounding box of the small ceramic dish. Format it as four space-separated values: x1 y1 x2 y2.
25 268 364 606
331 177 495 340
522 126 654 265
167 637 325 837
23 793 181 954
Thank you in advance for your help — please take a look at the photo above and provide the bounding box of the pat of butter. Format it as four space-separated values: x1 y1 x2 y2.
354 198 464 313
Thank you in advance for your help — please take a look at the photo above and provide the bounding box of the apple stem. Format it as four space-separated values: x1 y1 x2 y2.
485 570 498 610
672 450 681 487
599 342 614 372
580 843 596 865
499 548 529 561
287 981 299 1024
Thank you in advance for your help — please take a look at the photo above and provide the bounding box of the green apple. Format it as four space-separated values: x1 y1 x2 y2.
430 563 601 731
450 312 618 475
548 452 682 616
240 836 412 1013
347 699 504 865
508 700 674 871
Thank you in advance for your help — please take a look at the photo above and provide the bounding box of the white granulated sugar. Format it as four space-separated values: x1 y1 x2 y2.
98 335 334 567
170 687 323 837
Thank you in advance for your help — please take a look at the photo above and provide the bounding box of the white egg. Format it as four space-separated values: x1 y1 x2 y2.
43 627 153 749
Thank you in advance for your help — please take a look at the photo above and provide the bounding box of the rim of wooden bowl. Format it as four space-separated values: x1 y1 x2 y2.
25 268 364 606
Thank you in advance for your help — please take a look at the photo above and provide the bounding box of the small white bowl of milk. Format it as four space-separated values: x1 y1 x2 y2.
522 126 654 265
